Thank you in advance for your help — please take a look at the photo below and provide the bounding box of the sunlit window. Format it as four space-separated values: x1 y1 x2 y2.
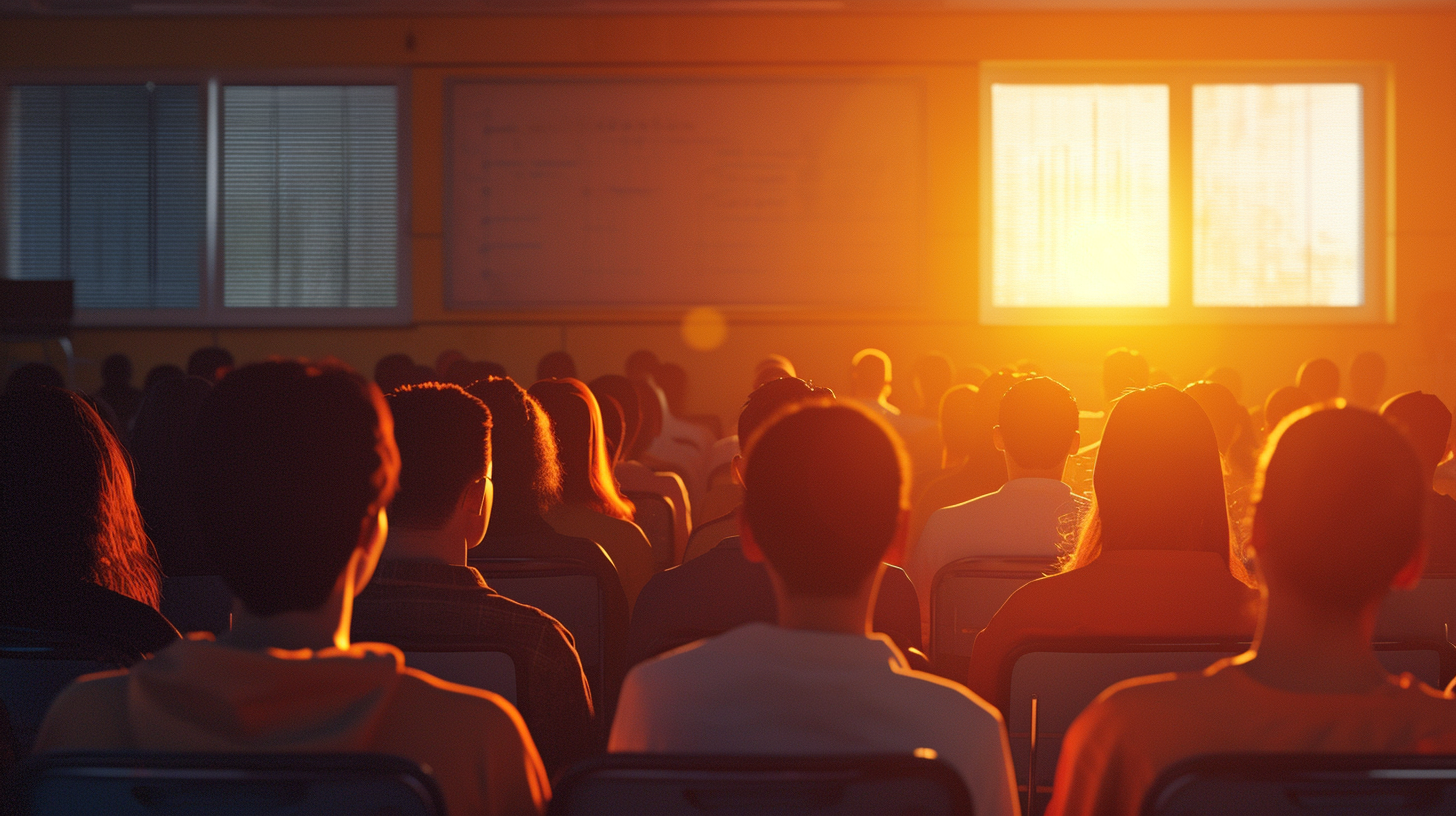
991 84 1169 308
1193 84 1363 307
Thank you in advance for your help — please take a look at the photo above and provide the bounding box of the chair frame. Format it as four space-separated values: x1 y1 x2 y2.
390 640 525 707
928 556 1054 675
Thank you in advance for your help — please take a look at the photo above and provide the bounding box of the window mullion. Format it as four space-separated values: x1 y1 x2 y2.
1167 78 1194 314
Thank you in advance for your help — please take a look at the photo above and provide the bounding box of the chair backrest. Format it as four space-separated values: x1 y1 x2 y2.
1141 753 1456 816
625 491 676 570
468 556 628 720
1372 639 1456 690
930 557 1053 677
0 627 128 754
548 753 974 816
10 752 446 816
1377 575 1456 642
160 575 233 637
400 648 518 704
1001 638 1248 811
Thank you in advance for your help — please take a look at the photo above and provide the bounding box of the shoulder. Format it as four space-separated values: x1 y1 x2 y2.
891 664 1007 730
34 670 132 752
395 667 530 736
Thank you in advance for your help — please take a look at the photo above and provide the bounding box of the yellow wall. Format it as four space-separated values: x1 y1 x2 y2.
3 10 1454 422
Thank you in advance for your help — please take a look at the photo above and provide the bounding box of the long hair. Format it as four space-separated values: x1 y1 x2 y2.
529 378 636 521
466 376 563 528
1061 385 1250 585
0 387 161 609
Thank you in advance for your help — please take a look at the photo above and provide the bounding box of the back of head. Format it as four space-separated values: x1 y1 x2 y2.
753 355 797 390
101 354 133 390
913 353 955 412
1296 358 1340 402
373 353 417 393
467 377 561 524
654 362 689 417
1184 380 1246 454
144 364 186 393
998 377 1078 469
1265 385 1313 432
742 401 907 596
1102 348 1150 404
1349 351 1388 407
187 361 399 617
596 394 627 464
1255 407 1423 611
850 348 891 400
4 362 64 395
445 359 507 388
625 350 660 382
1380 391 1451 476
435 349 466 378
529 378 632 521
187 347 234 384
0 387 159 608
1204 366 1244 404
632 379 664 458
589 375 642 459
130 375 214 576
1079 385 1231 564
738 377 833 445
386 384 491 530
537 351 577 382
938 384 980 460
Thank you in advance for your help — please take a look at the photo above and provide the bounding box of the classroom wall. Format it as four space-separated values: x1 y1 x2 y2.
3 9 1454 424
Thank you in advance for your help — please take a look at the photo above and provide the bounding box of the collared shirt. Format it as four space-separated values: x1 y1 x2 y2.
351 559 595 775
610 622 1020 816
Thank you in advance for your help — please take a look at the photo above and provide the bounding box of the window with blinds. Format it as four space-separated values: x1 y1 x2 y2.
222 85 399 309
4 84 204 309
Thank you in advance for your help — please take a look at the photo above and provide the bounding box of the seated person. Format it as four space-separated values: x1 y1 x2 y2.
628 378 920 668
351 383 595 776
848 348 940 486
610 401 1018 816
967 386 1259 707
1380 391 1456 573
592 374 691 564
908 378 1015 548
1046 405 1456 816
909 377 1087 638
36 361 548 816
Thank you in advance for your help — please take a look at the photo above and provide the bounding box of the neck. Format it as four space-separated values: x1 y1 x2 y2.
769 565 882 636
1004 454 1068 482
224 590 351 653
1239 588 1389 693
383 526 467 567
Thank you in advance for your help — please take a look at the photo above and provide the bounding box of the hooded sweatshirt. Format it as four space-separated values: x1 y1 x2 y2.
34 636 548 816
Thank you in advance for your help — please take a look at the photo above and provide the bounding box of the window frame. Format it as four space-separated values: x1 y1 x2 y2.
0 68 412 328
978 61 1390 326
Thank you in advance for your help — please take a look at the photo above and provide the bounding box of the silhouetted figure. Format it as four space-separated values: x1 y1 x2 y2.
589 375 643 465
911 353 955 420
1102 348 1150 408
624 349 660 383
1185 380 1260 542
1048 406 1456 816
435 349 466 378
908 373 1017 547
751 354 796 390
611 402 1019 816
1381 391 1456 573
536 351 577 381
3 362 64 395
1350 351 1388 409
143 364 185 393
37 361 548 816
1296 357 1340 403
1203 365 1245 405
849 348 938 483
373 353 418 393
185 347 233 384
95 354 142 430
1265 385 1313 433
130 376 215 577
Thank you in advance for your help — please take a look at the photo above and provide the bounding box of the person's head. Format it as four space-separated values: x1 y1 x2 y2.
625 350 660 382
912 354 955 417
1252 406 1424 614
373 353 418 393
960 363 992 389
466 377 562 528
1185 380 1259 481
537 351 577 382
654 362 689 417
1265 385 1312 433
752 355 797 390
187 360 399 617
130 375 215 576
144 364 186 392
187 346 234 384
738 377 834 448
101 354 133 390
385 384 492 549
1380 391 1452 486
850 348 892 401
1102 348 1150 405
740 401 908 597
589 375 642 461
528 378 634 521
1066 385 1236 576
995 376 1079 473
1204 366 1244 404
444 358 507 388
435 349 466 378
938 385 981 463
0 387 160 609
1296 357 1340 403
632 378 664 458
1349 351 1388 408
4 362 64 395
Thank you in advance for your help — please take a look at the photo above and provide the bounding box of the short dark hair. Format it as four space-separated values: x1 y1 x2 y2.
1255 406 1423 611
998 376 1078 469
738 376 833 446
1380 391 1451 473
188 360 399 617
742 401 906 597
387 384 491 530
187 346 234 383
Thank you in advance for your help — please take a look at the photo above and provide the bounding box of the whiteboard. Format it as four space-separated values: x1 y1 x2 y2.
445 78 925 311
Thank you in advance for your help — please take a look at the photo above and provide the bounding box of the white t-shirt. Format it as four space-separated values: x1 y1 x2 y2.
609 622 1020 816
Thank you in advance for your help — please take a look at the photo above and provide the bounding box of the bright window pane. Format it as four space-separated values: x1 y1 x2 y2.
991 84 1170 307
1193 84 1363 307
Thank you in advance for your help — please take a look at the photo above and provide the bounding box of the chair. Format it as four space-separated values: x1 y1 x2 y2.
1372 639 1456 690
468 556 629 722
397 645 518 704
626 491 677 570
160 575 233 637
548 753 974 816
929 557 1054 679
0 627 129 754
1377 575 1456 641
997 637 1249 816
1141 753 1456 816
9 752 446 816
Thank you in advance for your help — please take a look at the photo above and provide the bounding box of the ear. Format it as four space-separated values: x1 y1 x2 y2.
457 477 491 550
1393 536 1429 592
731 454 745 489
882 508 911 566
738 515 766 564
992 425 1006 453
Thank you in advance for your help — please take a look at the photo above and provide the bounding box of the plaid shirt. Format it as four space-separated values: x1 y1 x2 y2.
351 559 597 774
